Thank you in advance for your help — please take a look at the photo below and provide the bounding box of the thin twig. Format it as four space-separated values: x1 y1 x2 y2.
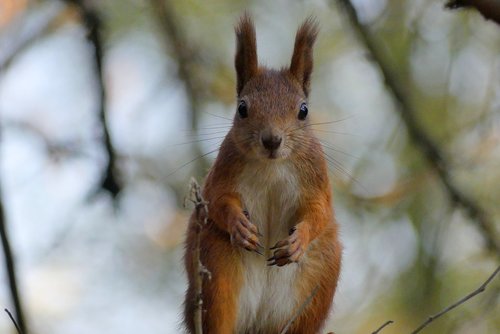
280 285 319 334
336 0 500 255
371 320 394 334
61 0 121 197
186 178 211 334
410 265 500 334
0 196 27 333
4 308 23 334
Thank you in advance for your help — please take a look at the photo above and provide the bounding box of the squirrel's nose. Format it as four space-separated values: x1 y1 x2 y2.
261 134 282 151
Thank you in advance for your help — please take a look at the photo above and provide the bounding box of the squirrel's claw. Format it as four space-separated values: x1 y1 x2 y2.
247 243 264 256
254 249 264 256
230 215 262 254
270 239 289 250
267 227 307 266
244 247 263 256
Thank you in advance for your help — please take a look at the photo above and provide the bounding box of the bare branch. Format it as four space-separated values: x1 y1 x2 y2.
371 320 394 334
0 194 27 333
410 265 500 334
280 285 319 334
61 0 121 197
336 0 500 255
4 308 23 334
186 178 211 334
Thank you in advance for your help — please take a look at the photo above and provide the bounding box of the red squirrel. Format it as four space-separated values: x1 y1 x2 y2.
184 14 342 334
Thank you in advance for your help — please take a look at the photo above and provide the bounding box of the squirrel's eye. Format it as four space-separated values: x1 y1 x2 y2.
298 103 308 120
238 101 248 118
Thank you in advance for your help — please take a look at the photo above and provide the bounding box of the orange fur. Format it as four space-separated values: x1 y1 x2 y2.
184 15 342 334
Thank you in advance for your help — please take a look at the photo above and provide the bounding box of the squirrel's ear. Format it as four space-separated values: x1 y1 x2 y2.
235 13 258 96
289 17 319 97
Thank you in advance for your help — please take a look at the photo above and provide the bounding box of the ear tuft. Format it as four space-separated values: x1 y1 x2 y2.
289 17 319 97
235 13 258 95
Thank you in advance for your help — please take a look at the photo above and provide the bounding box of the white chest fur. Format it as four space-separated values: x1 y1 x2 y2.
235 161 302 332
237 161 300 243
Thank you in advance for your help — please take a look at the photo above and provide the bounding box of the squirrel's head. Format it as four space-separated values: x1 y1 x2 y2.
230 14 319 161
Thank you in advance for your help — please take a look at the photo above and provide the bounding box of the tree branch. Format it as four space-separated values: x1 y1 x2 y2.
4 308 23 334
371 265 500 333
371 320 394 334
186 178 211 334
336 0 500 255
0 192 27 333
410 265 500 334
61 0 121 197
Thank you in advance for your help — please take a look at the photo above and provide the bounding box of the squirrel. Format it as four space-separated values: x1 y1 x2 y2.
184 14 342 334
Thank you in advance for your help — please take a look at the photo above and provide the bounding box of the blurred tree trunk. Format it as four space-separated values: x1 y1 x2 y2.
151 0 211 178
61 0 121 198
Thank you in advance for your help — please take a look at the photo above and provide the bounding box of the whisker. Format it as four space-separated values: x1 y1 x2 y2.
166 134 255 179
288 132 356 158
185 130 230 137
290 115 355 133
288 139 337 176
169 136 226 147
307 116 354 127
321 150 365 190
164 147 221 179
313 129 357 137
289 138 364 189
194 125 232 130
319 140 358 159
180 126 232 136
202 111 233 121
232 134 255 147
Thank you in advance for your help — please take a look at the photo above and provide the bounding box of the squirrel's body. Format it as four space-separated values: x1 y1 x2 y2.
184 16 342 334
230 138 302 332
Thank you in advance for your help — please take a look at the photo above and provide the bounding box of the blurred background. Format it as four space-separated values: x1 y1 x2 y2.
1 0 499 333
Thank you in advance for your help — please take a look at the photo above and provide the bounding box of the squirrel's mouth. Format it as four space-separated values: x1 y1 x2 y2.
267 150 278 159
254 147 280 160
264 147 290 160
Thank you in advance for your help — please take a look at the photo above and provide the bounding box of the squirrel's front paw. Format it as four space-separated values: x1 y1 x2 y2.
267 225 309 266
229 212 263 255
